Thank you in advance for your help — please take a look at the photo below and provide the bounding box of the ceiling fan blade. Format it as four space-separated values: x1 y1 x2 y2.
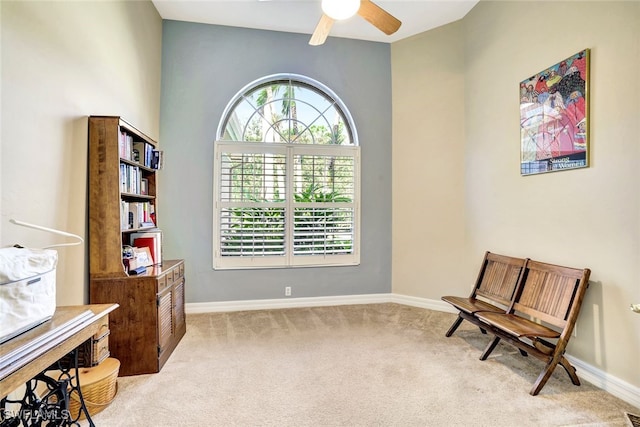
357 0 401 35
309 14 335 46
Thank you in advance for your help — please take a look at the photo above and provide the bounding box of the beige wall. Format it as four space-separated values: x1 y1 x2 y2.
391 21 473 300
392 1 640 388
0 1 162 304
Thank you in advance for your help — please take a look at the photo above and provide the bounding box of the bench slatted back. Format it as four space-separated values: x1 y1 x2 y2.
513 260 591 331
475 252 526 307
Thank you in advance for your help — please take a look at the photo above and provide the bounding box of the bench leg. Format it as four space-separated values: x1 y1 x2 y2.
530 356 562 396
559 356 580 385
480 336 501 360
445 315 464 337
479 327 487 335
530 353 581 395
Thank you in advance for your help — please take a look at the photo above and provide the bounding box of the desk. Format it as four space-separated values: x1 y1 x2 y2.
0 304 118 424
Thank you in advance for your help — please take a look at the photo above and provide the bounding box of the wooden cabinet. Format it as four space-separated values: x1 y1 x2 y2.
89 261 185 376
87 116 185 376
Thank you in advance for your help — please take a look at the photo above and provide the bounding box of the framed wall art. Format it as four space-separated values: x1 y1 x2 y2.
520 49 590 175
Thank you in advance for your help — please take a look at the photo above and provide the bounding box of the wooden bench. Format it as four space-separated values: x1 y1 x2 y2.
476 259 591 395
443 254 591 395
441 251 527 338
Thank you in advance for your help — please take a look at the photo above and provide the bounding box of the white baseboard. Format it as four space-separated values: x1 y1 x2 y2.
185 293 640 410
185 293 390 313
566 355 640 410
388 293 459 313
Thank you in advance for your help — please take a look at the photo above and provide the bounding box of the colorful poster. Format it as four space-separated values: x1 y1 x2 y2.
520 49 589 175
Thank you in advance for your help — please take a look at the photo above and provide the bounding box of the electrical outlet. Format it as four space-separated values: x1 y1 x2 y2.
285 286 291 297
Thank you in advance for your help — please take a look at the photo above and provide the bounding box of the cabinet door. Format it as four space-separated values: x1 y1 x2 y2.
157 287 173 356
173 279 185 334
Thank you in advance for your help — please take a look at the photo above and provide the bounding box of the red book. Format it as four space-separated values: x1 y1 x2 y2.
133 237 157 264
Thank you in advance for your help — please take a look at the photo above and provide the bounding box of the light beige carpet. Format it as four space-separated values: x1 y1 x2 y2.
84 303 639 426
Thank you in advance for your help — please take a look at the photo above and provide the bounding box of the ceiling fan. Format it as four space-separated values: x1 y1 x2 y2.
309 0 402 46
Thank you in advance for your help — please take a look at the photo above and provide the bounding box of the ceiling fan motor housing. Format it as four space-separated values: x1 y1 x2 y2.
321 0 360 20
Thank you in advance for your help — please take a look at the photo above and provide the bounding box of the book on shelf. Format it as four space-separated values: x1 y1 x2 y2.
145 202 155 225
133 237 158 265
132 141 144 165
119 163 141 194
121 201 155 230
119 130 134 161
120 130 156 167
120 200 128 230
151 150 164 170
128 202 141 229
133 141 154 168
130 229 162 265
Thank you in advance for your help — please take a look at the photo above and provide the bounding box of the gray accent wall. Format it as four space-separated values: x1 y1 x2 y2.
159 21 392 303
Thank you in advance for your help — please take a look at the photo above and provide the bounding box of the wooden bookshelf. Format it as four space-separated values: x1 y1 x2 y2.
88 116 185 376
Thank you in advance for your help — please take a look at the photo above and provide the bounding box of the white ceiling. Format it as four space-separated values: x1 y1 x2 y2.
151 0 479 44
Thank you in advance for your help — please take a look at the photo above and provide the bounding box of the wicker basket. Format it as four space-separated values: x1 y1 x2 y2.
68 357 119 419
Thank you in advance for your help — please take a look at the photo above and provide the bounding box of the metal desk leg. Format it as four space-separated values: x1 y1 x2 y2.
0 348 95 427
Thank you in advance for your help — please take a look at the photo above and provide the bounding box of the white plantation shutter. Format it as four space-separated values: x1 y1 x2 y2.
215 143 287 268
214 143 359 269
293 208 355 255
292 150 356 263
219 206 286 256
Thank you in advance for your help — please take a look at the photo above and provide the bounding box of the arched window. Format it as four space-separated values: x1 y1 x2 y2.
213 74 360 269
